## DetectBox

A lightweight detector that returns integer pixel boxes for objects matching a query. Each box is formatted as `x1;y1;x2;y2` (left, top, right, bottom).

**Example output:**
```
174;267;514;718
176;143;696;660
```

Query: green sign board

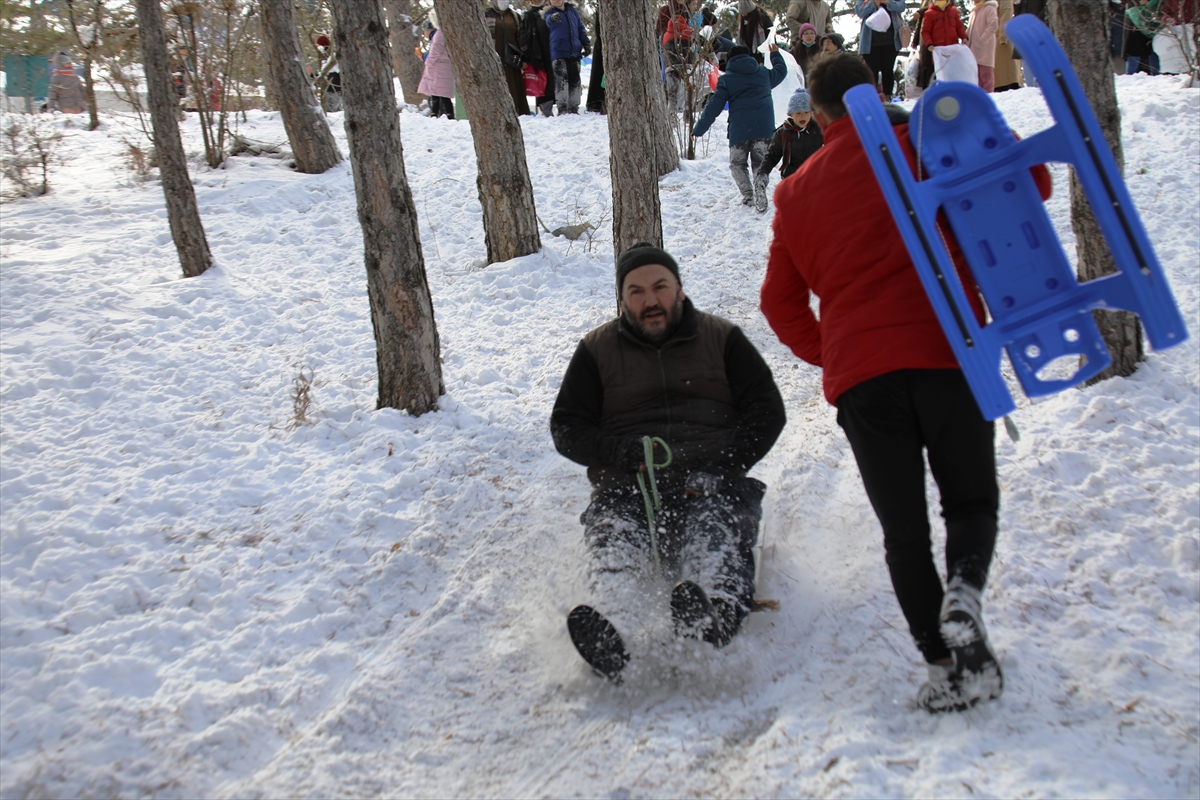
4;56;51;113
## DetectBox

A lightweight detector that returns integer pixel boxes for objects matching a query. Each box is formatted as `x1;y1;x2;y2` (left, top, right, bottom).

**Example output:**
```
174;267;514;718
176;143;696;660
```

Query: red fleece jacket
921;2;968;47
760;114;1051;406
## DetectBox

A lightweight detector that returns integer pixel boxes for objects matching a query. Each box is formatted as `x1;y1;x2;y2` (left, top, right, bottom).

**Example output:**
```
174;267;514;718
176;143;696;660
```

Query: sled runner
844;17;1188;421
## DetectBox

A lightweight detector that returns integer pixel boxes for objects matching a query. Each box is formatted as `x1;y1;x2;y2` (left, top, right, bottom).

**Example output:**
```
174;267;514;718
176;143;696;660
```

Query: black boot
567;605;630;681
671;581;739;648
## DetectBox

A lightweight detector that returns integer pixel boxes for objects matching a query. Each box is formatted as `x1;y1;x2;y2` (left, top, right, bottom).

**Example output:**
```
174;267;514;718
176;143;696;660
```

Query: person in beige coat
967;0;998;91
993;0;1022;91
786;0;835;44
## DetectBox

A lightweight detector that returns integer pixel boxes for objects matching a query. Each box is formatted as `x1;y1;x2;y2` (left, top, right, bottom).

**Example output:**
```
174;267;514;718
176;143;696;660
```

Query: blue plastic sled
844;16;1189;421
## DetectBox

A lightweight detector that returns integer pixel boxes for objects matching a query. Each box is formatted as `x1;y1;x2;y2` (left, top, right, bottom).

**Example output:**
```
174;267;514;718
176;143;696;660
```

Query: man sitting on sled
551;242;786;680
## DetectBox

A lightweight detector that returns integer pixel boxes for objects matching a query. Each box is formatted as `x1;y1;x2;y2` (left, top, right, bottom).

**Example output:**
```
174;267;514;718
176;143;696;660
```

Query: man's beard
624;292;684;344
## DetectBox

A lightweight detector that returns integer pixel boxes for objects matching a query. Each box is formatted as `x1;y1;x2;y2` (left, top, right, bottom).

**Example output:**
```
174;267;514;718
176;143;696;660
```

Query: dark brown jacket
551;299;785;490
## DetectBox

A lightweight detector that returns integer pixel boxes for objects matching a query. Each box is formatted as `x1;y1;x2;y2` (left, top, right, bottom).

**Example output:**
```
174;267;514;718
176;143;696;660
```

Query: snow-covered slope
1;75;1197;798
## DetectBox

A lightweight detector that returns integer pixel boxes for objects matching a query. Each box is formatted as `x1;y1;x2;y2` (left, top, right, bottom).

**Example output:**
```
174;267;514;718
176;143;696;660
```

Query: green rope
635;435;672;573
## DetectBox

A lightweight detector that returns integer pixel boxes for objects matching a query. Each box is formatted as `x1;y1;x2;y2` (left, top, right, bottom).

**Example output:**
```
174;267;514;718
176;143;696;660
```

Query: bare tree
260;0;342;173
433;0;542;264
599;0;668;252
1048;0;1142;380
64;0;102;131
329;0;444;415
384;0;428;106
136;0;213;278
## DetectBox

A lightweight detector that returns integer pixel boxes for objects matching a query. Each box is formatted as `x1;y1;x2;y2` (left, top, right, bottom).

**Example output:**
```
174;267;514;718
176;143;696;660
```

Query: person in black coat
551;243;785;680
521;0;555;115
586;7;605;112
757;88;824;181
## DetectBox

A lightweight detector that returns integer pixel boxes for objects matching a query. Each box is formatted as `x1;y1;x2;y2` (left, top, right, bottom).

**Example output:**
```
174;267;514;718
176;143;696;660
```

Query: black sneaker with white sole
567;605;630;681
918;578;1003;712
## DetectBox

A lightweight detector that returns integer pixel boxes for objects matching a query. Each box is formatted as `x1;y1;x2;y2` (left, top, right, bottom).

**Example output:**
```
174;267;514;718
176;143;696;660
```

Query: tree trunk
329;0;444;415
1048;0;1143;380
433;0;542;264
384;0;427;106
82;55;99;131
599;0;666;252
650;49;679;175
261;47;282;111
261;0;342;174
65;0;101;131
135;0;212;279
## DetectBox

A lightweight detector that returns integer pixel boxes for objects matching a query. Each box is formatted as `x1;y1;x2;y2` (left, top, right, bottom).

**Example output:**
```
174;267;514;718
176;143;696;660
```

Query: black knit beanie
615;242;681;294
727;45;752;60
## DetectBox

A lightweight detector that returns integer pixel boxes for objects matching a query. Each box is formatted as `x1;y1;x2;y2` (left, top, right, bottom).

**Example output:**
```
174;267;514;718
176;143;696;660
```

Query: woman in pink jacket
418;12;456;118
967;0;998;91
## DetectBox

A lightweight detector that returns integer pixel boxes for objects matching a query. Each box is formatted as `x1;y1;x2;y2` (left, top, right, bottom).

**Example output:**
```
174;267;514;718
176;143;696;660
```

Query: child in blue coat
692;44;788;212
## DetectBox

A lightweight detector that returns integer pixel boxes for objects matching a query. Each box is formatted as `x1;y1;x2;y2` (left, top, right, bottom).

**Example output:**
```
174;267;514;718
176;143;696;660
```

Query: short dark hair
806;52;875;120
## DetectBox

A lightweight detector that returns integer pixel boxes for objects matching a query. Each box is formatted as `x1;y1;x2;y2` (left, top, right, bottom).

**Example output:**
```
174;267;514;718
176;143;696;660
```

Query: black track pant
836;369;998;663
863;42;899;100
429;95;455;119
581;477;765;623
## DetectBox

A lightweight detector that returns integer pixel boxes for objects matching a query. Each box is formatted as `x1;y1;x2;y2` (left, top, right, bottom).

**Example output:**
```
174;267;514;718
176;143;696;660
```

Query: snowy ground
1;74;1197;798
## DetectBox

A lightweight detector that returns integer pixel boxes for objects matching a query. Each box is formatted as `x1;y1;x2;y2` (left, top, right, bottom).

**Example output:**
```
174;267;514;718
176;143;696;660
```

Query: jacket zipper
656;347;673;442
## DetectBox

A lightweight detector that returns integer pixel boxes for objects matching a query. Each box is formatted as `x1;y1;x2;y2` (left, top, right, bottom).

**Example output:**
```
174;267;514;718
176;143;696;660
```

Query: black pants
581;477;765;623
836;369;998;663
864;43;899;100
586;36;605;112
429;95;455;119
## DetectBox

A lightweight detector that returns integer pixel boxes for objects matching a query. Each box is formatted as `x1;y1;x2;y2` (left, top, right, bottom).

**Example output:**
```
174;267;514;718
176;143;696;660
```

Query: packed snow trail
1;75;1197;798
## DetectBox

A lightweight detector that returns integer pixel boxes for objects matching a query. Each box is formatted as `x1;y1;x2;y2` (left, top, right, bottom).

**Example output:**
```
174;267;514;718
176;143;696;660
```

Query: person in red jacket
921;0;969;47
761;53;1051;713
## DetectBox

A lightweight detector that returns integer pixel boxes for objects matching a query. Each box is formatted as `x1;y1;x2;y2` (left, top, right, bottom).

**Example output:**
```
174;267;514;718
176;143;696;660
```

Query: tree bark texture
136;0;213;279
261;0;342;173
1048;0;1143;380
81;56;99;131
650;53;679;175
329;0;444;415
384;0;427;106
599;0;667;253
433;0;542;264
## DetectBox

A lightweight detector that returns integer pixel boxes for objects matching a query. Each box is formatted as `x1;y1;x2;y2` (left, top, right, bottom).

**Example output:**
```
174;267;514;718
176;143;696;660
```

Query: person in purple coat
418;12;456;118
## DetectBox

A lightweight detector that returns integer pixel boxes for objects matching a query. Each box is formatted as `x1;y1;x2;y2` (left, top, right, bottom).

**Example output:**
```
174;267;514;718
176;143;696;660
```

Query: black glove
581;44;591;56
549;11;563;23
684;466;728;498
609;436;671;473
609;436;648;473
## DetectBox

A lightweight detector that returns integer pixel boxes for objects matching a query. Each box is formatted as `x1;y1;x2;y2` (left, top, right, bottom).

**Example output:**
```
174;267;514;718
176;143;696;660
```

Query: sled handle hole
1025;343;1041;359
1063;328;1080;343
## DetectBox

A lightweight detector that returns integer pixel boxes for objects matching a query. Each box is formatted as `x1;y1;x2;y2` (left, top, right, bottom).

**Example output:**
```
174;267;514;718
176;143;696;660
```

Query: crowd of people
405;0;1193;122
416;0;599;117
